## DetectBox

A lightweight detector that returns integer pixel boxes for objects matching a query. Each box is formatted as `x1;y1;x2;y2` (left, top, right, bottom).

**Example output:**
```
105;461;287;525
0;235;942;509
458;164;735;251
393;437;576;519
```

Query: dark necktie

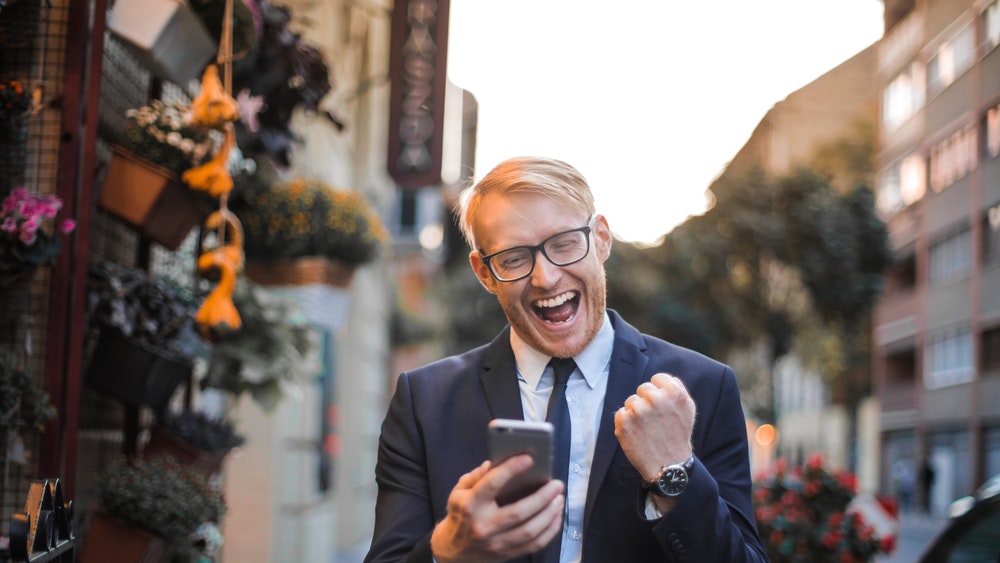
542;357;575;563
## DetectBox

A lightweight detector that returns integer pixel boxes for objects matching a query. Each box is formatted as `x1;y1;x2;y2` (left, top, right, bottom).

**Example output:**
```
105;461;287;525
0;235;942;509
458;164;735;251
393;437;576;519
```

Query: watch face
657;466;689;496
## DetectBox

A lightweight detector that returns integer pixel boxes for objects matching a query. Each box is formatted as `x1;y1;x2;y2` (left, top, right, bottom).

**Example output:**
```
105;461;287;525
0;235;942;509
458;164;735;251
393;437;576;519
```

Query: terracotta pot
244;257;356;288
78;510;172;563
143;423;228;477
84;329;191;411
98;146;211;250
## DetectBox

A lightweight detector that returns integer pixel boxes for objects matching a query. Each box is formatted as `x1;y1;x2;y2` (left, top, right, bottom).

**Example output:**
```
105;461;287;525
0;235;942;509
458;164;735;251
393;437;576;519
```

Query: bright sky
446;1;885;245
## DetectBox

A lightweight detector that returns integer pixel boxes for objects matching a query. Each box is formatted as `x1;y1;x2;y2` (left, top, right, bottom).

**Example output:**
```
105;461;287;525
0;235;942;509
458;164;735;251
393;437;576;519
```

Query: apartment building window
928;21;975;97
986;214;1000;268
877;153;926;216
925;326;974;389
983;326;1000;373
986;100;1000;160
982;0;1000;54
929;228;972;286
929;124;978;192
883;61;926;132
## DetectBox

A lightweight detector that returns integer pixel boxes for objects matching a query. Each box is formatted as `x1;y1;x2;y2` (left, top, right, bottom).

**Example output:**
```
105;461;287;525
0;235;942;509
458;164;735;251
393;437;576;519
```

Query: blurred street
876;511;948;562
330;512;949;563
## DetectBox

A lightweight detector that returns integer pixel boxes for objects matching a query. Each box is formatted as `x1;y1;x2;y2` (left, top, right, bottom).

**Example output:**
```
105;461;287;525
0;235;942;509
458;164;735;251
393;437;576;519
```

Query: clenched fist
614;373;696;484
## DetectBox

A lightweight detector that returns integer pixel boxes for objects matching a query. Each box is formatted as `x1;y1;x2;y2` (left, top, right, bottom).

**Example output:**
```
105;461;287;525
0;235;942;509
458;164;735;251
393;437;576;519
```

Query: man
365;157;767;562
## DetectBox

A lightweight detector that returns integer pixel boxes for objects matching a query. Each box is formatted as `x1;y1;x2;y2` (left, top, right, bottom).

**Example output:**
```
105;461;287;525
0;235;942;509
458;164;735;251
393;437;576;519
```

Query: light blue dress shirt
510;313;614;563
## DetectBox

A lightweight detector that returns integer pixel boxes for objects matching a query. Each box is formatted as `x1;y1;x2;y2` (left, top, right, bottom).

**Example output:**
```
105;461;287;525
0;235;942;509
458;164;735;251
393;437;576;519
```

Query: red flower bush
753;453;891;562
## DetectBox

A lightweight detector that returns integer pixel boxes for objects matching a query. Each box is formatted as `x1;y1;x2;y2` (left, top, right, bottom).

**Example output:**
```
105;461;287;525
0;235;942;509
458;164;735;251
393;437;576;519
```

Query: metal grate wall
1;0;204;539
0;0;72;539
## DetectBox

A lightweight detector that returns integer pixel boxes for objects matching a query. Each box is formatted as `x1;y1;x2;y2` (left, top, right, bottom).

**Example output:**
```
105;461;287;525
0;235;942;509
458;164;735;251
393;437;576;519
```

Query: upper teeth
536;291;574;308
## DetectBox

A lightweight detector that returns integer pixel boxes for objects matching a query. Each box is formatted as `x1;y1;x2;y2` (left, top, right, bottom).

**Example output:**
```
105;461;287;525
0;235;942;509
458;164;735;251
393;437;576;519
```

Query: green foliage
753;455;891;562
606;163;892;421
231;177;388;266
809;119;875;194
0;347;56;449
86;260;203;359
94;456;225;559
200;278;320;411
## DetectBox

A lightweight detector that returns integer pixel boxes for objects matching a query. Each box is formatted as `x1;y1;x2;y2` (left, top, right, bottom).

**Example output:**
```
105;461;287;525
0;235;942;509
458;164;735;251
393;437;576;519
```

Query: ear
593;214;613;262
469;250;499;294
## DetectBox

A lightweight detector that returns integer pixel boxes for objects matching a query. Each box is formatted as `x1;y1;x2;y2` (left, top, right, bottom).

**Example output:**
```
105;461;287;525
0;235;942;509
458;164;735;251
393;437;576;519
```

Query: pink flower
19;228;36;245
20;216;39;236
59;219;76;234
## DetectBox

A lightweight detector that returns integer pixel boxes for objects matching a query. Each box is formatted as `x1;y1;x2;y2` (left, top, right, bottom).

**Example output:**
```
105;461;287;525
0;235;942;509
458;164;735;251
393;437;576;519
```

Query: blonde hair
457;157;596;249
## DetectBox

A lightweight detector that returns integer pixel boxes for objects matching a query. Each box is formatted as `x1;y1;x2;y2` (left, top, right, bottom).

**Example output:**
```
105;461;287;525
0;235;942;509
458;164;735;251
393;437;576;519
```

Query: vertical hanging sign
387;0;451;189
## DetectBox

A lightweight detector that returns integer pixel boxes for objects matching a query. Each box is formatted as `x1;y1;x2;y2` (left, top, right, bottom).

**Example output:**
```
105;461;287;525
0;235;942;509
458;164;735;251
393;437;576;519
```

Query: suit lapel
480;326;525;421
583;311;649;532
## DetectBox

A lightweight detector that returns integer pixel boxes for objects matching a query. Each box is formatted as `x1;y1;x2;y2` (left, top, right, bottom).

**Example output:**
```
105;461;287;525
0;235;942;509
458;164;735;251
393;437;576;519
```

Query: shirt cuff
643;491;663;520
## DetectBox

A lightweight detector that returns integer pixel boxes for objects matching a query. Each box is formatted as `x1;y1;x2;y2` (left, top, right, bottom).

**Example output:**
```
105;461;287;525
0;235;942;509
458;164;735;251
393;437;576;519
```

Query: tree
607;164;892;427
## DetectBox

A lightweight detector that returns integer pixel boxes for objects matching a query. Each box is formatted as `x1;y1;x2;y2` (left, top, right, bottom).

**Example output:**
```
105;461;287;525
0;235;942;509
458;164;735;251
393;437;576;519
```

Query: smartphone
487;418;554;505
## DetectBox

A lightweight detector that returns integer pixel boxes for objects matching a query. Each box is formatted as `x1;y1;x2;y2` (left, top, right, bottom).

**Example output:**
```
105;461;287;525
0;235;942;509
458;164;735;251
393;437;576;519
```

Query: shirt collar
510;312;614;390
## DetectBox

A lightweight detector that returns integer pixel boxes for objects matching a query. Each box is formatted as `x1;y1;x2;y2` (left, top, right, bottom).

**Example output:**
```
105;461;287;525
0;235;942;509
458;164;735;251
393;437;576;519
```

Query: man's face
469;191;612;358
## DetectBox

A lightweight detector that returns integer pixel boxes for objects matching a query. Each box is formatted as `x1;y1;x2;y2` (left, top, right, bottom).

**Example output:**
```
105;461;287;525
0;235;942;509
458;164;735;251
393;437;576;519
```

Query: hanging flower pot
98;146;212;250
84;329;191;411
106;0;216;86
232;176;387;292
142;409;244;478
78;510;173;563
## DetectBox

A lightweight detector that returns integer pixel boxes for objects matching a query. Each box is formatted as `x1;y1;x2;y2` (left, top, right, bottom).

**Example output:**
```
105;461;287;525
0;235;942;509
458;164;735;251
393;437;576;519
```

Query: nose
529;248;561;287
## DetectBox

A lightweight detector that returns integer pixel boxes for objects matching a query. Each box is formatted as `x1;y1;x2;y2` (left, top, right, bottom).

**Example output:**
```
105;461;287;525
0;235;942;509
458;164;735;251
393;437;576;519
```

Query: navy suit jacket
365;311;767;563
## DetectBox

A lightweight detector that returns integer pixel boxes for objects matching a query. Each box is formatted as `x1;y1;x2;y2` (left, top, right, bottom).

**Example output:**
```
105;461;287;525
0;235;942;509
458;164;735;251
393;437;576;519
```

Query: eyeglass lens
489;228;590;281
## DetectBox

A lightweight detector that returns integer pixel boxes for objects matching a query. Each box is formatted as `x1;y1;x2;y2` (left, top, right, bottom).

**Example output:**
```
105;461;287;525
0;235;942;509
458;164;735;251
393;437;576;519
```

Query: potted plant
0;187;76;343
79;455;226;563
84;260;205;411
753;454;895;562
143;408;245;477
230;177;387;289
1;187;76;288
201;276;320;412
99;99;219;249
0;346;56;464
193;0;341;168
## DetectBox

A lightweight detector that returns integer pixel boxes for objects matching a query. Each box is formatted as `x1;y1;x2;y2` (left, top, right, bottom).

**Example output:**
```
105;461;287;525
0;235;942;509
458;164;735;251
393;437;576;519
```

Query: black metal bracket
7;478;75;562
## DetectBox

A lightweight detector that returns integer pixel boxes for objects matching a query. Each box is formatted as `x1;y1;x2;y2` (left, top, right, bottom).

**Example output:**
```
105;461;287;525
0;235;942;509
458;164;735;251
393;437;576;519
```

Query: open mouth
532;291;580;324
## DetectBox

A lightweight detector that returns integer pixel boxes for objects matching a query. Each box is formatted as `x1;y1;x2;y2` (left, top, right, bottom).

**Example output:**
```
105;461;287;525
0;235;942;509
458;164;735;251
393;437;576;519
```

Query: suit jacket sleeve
363;371;437;563
652;364;767;562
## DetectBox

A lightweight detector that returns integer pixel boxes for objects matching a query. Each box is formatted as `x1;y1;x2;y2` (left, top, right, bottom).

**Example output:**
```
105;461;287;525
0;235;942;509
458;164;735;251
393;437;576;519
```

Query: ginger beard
499;267;607;359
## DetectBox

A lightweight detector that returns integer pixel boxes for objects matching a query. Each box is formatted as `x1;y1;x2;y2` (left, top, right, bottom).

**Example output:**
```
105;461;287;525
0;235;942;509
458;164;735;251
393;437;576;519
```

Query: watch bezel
649;455;695;497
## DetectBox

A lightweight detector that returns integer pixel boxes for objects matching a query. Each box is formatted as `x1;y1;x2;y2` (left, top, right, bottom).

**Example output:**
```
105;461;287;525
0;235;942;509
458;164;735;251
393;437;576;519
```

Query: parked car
917;473;1000;562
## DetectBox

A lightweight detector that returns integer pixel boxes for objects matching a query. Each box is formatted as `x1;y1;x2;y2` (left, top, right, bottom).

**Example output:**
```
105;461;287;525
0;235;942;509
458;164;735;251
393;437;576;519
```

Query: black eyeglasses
481;220;593;282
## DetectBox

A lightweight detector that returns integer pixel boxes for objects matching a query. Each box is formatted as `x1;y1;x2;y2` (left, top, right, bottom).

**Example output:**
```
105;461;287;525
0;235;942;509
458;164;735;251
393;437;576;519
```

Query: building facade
873;0;1000;515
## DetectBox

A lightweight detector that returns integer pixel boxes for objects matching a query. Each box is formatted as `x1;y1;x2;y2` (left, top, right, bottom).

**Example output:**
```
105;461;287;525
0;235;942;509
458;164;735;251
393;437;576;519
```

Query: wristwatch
643;455;695;497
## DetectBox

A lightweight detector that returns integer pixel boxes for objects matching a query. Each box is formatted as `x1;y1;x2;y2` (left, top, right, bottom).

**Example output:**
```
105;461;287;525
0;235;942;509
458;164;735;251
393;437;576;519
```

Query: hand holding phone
487;419;554;505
